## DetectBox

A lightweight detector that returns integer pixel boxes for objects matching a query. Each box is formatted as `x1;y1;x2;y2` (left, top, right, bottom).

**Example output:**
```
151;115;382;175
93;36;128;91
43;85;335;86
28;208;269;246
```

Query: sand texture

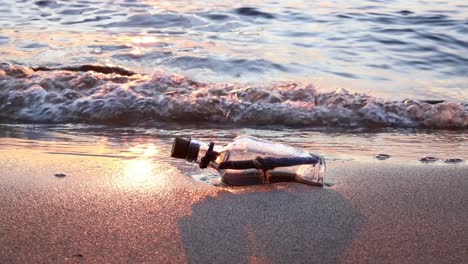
0;148;467;263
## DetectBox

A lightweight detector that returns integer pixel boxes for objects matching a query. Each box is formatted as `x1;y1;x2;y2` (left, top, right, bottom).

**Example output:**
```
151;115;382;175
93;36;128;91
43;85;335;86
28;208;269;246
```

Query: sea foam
0;63;466;128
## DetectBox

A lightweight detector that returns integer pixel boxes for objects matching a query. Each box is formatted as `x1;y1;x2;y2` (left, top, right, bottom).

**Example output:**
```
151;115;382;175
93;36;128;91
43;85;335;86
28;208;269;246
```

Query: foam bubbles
0;63;467;128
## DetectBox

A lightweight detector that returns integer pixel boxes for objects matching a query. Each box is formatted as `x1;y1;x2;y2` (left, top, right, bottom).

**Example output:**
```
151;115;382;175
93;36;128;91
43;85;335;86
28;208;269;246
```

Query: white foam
0;63;467;128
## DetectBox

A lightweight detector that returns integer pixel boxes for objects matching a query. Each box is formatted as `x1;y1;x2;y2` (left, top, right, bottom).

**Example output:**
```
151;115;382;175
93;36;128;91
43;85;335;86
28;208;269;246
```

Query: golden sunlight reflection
128;144;160;157
118;35;167;47
130;36;160;45
130;48;143;57
123;158;155;186
141;0;238;12
114;143;173;191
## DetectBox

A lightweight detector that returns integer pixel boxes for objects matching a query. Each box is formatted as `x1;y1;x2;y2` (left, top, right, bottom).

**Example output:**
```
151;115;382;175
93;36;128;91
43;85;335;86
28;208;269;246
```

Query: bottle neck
189;139;223;167
185;139;203;163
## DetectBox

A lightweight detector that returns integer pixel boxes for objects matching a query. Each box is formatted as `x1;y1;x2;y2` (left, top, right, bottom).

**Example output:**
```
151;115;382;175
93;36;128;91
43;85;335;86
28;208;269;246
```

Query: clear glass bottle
171;135;325;187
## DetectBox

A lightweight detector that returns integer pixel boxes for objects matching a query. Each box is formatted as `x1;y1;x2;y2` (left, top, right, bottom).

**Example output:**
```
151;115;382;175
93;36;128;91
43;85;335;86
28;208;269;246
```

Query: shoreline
1;147;467;263
1;124;466;167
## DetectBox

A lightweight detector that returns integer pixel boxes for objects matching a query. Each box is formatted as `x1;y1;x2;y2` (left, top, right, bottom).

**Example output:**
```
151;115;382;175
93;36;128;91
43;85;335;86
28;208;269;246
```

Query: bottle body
171;135;325;187
218;136;325;186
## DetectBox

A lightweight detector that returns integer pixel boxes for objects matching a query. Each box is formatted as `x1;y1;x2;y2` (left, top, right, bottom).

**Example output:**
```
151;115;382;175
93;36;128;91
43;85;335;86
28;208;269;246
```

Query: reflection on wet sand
116;143;172;191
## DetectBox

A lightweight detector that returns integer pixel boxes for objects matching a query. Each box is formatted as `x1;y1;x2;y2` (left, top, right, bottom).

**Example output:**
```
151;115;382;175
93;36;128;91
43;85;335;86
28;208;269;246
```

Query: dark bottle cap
171;137;190;159
171;137;199;161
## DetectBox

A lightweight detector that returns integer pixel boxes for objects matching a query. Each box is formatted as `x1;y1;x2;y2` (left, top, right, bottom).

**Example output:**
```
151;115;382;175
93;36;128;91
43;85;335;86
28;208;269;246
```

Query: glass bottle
170;135;325;187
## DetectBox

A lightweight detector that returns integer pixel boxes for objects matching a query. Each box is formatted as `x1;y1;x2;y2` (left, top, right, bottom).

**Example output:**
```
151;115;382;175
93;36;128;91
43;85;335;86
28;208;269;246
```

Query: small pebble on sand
444;158;463;164
420;156;438;163
54;173;66;177
375;154;391;160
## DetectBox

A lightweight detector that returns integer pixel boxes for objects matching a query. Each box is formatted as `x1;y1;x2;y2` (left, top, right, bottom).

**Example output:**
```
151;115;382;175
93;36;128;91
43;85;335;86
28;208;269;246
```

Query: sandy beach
1;0;468;263
0;146;466;263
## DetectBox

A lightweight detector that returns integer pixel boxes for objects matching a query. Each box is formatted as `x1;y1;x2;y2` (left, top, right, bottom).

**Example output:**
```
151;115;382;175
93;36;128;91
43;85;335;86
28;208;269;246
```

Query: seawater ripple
0;0;467;99
0;63;466;129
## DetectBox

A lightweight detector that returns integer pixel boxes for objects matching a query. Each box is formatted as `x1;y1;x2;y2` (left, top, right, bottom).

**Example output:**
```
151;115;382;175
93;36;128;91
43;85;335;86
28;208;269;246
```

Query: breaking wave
0;63;466;129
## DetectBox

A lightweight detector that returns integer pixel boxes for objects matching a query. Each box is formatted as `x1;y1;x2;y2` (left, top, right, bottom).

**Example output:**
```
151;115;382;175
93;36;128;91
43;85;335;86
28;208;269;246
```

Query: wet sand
0;148;467;263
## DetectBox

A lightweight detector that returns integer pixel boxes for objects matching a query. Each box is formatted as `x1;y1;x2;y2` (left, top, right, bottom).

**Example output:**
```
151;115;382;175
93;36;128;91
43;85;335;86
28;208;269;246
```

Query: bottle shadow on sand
178;185;364;263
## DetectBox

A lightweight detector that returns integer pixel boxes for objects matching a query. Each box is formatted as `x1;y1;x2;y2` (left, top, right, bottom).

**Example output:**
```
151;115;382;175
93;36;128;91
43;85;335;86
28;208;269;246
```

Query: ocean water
0;0;467;180
1;0;468;99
